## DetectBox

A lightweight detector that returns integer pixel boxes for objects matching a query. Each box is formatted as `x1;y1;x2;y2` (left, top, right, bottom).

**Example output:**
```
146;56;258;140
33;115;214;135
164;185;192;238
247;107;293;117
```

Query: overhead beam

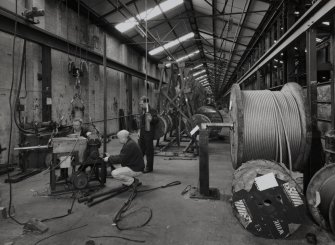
0;6;159;83
99;0;140;19
223;0;335;96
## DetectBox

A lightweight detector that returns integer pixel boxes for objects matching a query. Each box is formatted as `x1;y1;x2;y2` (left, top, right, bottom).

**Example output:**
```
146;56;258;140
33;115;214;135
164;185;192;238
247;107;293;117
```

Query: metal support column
304;27;323;192
42;46;52;121
190;129;220;200
103;33;107;153
331;18;335;128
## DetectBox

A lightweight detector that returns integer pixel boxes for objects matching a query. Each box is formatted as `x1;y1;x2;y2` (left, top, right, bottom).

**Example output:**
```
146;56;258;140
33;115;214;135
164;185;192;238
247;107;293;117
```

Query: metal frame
224;0;335;97
0;7;159;83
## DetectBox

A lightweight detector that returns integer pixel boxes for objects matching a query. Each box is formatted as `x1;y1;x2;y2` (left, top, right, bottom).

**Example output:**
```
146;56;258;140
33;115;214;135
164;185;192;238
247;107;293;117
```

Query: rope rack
229;82;312;172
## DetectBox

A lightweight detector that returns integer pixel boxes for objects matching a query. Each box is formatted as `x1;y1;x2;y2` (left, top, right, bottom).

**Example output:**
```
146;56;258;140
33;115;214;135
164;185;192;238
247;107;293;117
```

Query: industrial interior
1;0;335;244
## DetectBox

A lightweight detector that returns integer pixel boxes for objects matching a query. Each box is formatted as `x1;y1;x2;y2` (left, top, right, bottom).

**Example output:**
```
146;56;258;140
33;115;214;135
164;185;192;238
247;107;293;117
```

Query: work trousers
139;133;154;170
112;165;142;186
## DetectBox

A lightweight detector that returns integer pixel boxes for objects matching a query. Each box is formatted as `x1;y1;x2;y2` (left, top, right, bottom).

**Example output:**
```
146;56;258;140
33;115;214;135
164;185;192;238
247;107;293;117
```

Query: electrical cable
7;0;25;226
40;192;78;222
33;224;88;245
112;181;180;231
88;235;145;243
137;180;181;193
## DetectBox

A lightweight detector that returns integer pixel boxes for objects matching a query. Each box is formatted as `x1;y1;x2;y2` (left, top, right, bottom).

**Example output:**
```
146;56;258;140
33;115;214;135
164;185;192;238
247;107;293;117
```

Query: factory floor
0;135;334;245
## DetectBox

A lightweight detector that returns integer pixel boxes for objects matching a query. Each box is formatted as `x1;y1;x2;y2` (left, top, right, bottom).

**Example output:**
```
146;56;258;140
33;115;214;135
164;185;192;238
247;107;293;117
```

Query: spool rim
306;164;335;230
281;82;311;171
230;84;244;169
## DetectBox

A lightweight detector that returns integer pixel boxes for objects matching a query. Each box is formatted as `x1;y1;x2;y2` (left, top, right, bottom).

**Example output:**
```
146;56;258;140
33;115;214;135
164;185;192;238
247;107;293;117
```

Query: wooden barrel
232;160;306;239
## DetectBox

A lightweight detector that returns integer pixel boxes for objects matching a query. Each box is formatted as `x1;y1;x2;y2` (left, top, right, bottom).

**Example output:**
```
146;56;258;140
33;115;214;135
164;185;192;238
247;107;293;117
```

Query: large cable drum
154;114;173;139
306;164;335;234
229;82;311;171
232;160;306;239
195;106;223;137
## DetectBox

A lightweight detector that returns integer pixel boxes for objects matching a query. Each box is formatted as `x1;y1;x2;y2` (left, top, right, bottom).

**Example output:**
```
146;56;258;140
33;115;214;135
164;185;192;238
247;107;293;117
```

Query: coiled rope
230;83;310;171
319;175;335;224
243;90;302;171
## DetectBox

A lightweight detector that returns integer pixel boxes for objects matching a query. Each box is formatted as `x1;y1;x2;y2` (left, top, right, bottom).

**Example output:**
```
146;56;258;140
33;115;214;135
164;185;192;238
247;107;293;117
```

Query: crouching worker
103;130;144;187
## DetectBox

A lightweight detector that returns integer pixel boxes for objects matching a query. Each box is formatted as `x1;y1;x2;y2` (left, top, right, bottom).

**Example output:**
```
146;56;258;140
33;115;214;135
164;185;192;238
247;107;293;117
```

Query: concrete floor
0;136;334;245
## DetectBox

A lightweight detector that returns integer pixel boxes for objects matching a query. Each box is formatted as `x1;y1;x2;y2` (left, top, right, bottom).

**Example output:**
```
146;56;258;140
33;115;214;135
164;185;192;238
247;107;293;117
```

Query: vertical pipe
199;129;209;196
103;33;107;153
213;0;218;90
42;45;52;122
305;27;320;192
331;19;335;128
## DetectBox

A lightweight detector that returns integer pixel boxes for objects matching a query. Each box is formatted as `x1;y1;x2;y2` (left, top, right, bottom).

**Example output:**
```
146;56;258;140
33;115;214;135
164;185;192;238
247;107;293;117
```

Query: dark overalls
138;107;158;171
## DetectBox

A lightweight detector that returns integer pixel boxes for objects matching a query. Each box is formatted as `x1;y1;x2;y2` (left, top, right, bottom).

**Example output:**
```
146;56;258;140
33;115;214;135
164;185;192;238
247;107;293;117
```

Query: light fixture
165;50;200;67
195;74;207;81
316;38;322;43
149;32;194;55
322;21;330;26
115;0;184;33
198;79;208;83
193;69;206;77
294;46;298;50
274;59;278;62
294;10;300;15
191;64;203;70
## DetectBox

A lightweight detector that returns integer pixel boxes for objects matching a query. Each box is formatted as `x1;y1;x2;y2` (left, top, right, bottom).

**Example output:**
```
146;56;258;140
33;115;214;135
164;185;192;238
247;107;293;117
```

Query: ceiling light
294;10;300;15
115;0;183;33
193;69;206;77
149;32;194;55
195;74;207;81
198;79;208;83
176;50;199;62
322;21;330;26
166;50;200;67
316;38;322;43
191;64;203;70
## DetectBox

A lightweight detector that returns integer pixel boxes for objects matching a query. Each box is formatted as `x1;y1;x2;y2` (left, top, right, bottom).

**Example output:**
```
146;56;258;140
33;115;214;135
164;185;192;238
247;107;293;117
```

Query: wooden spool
229;82;311;170
232;160;306;239
306;164;335;234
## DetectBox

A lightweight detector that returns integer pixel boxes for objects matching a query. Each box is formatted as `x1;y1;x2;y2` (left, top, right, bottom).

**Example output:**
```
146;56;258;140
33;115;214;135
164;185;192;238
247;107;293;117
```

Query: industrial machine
50;133;106;194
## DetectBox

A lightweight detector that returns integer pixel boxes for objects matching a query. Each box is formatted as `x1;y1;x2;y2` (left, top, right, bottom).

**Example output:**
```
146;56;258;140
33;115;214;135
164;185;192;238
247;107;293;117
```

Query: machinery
50;133;106;194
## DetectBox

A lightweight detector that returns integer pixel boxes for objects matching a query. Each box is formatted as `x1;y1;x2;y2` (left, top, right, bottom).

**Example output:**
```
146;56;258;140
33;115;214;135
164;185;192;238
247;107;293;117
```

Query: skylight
115;0;184;33
149;32;194;55
166;50;200;67
193;69;206;77
191;64;203;70
195;74;207;81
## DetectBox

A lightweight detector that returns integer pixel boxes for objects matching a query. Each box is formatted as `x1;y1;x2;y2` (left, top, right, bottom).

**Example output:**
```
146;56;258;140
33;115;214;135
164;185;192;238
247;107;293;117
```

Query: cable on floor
33;224;88;245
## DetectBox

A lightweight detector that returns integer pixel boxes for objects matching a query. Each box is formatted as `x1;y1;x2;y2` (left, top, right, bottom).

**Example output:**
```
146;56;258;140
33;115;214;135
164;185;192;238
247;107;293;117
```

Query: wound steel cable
241;89;303;171
319;175;335;223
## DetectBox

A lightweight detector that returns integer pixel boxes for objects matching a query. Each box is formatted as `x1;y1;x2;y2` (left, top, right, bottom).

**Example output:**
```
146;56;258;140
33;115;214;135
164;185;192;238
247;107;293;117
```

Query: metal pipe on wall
103;33;107;153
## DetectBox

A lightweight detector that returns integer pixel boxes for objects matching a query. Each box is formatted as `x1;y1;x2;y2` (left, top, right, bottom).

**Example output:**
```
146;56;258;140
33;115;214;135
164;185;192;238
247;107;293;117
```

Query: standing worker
138;96;158;173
